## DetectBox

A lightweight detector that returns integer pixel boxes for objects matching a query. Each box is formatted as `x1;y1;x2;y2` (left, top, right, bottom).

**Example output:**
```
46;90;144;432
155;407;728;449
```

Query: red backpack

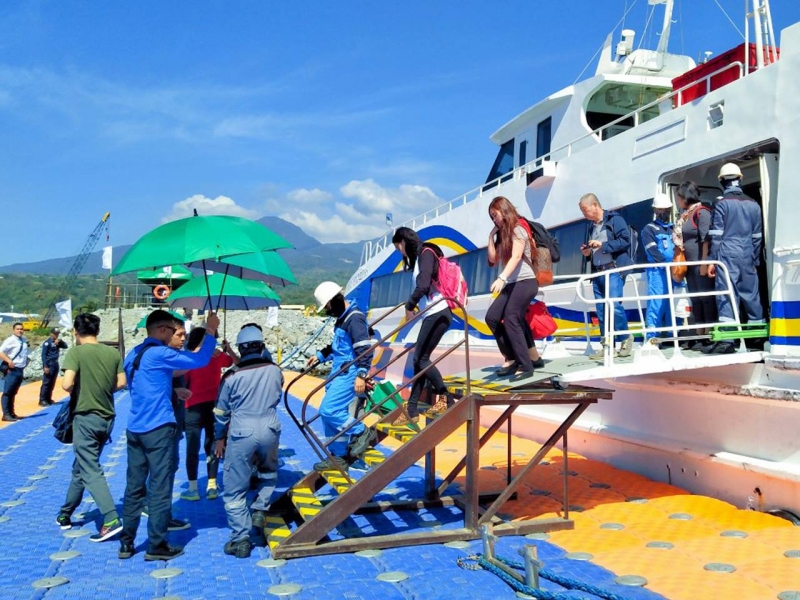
422;247;469;310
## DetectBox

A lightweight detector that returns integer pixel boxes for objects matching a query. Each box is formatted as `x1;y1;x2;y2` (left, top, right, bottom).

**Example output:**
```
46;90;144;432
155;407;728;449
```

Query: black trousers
121;423;176;552
184;402;218;482
485;279;539;371
407;309;452;417
39;364;59;403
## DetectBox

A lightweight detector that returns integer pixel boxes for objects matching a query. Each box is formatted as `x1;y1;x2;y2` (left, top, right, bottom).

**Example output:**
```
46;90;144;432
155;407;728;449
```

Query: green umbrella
136;310;186;329
113;214;292;276
189;251;297;286
167;273;281;311
136;265;194;286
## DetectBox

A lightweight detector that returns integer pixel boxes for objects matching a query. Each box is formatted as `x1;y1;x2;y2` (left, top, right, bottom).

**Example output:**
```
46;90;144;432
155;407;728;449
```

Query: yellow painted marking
361;448;386;467
321;470;353;494
289;485;323;520
376;423;418;443
263;514;292;550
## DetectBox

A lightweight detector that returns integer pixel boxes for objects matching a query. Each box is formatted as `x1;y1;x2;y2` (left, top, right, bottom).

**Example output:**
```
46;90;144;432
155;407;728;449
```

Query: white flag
266;306;279;328
101;246;113;270
55;299;73;330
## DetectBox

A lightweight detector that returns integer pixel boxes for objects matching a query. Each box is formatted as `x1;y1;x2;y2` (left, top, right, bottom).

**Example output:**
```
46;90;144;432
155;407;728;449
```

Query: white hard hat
314;281;342;311
236;325;263;345
652;193;673;209
718;162;742;180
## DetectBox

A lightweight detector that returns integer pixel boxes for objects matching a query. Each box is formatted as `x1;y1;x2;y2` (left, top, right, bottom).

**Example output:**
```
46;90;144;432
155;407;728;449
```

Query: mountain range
0;216;364;278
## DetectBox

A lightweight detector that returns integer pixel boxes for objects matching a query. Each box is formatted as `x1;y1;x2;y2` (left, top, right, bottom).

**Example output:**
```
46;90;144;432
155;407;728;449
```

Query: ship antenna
655;0;675;54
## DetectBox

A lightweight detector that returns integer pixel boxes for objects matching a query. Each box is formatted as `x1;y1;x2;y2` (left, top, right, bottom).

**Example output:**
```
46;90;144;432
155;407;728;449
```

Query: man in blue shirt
39;328;68;407
118;309;219;562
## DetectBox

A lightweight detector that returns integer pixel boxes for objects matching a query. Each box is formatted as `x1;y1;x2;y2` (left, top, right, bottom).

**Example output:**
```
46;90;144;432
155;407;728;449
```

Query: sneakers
589;342;608;360
55;514;72;530
168;518;191;531
392;411;419;429
90;519;122;543
144;544;184;561
118;541;134;560
2;414;19;422
617;336;634;358
347;427;377;459
313;455;348;473
206;487;219;500
251;509;268;529
223;538;252;559
180;490;200;501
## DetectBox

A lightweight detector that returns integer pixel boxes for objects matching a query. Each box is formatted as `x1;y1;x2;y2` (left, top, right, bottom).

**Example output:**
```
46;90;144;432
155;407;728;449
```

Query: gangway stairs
265;300;612;559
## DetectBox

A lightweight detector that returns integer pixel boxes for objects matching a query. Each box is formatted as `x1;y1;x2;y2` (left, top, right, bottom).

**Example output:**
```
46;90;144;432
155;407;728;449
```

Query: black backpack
522;218;561;263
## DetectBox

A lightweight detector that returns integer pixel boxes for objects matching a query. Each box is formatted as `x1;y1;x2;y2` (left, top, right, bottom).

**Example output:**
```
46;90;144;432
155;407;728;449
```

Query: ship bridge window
485;139;515;186
586;84;670;140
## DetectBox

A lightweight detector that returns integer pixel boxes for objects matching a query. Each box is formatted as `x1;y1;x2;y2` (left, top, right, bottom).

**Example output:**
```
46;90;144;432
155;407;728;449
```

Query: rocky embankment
24;307;336;382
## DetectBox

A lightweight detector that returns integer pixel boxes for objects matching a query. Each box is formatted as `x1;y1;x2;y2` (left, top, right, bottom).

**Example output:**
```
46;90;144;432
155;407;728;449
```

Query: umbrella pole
201;259;213;311
218;265;229;310
224;296;227;340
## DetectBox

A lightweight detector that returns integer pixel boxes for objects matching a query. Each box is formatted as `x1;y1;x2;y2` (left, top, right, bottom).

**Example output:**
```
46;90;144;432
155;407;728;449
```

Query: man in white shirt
0;323;30;421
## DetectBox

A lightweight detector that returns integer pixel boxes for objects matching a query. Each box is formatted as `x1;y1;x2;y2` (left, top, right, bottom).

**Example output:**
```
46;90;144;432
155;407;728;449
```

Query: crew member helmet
718;162;743;180
236;325;263;345
314;281;343;311
652;193;673;209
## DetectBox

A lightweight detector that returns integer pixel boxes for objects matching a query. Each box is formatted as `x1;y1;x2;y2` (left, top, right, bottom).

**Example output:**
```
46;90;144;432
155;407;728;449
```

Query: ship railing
103;283;165;309
283;295;471;486
360;60;754;267
574;259;744;368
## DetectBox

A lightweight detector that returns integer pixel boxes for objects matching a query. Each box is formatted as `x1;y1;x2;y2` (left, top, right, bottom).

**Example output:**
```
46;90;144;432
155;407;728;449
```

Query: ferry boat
346;0;800;517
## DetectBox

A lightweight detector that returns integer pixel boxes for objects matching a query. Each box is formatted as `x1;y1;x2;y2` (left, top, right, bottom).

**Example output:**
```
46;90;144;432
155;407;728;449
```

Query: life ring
153;285;171;300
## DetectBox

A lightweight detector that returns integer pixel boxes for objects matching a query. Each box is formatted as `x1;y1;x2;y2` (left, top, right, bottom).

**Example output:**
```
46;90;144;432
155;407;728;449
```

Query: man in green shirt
56;313;126;543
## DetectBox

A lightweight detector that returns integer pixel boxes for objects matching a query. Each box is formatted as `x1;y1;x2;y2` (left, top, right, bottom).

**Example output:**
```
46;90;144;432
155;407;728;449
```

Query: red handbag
526;302;558;339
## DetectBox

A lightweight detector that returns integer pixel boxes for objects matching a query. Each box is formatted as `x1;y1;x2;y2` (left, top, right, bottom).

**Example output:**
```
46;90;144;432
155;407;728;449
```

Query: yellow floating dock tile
743;556;800;592
673;534;786;567
695;508;796;532
623;519;721;544
748;526;800;549
647;495;738;518
646;569;776;600
581;501;673;528
499;495;565;521
546;528;644;556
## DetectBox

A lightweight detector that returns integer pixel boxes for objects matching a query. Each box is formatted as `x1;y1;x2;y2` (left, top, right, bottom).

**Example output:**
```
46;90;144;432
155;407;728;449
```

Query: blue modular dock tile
0;387;670;600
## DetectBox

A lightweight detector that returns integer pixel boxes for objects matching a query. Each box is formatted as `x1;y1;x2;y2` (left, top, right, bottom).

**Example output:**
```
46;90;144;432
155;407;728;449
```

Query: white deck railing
360;59;753;267
573;260;742;369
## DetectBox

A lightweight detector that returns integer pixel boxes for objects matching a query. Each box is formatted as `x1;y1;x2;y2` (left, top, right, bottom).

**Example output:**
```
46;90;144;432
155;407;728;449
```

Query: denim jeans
121;423;176;552
592;272;629;343
60;413;118;522
1;368;24;416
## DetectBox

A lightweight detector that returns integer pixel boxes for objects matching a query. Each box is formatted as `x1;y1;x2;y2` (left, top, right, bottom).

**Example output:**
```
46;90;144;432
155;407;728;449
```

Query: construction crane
39;212;111;328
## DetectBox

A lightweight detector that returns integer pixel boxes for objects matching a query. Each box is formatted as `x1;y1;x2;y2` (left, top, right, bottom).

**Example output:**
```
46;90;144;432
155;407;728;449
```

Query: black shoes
2;415;18;422
251;509;268;529
223;538;252;559
39;401;50;407
56;514;72;530
495;362;519;377
313;455;348;472
167;518;191;531
144;544;184;561
701;342;736;355
348;427;377;459
118;542;135;560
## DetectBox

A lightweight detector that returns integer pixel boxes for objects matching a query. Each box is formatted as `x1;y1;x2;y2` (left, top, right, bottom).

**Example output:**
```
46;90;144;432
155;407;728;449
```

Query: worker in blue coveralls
213;325;283;559
39;328;68;406
704;162;764;354
306;281;376;473
641;193;675;342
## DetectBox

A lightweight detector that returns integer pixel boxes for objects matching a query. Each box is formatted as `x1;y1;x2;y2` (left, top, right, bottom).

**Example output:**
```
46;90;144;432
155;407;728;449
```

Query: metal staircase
265;299;613;559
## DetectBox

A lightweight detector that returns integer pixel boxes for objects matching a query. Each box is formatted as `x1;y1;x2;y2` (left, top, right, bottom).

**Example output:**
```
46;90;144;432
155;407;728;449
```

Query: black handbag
53;390;78;444
0;341;25;376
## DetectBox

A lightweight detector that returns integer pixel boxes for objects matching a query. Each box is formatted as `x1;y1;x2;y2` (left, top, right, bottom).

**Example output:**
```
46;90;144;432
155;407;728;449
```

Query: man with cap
213;325;282;559
705;163;764;354
641;194;676;342
305;282;375;472
39;327;68;407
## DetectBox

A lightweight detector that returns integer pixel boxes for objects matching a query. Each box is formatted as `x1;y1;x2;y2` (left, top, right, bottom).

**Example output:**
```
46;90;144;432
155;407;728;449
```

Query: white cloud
274;179;444;243
162;194;261;222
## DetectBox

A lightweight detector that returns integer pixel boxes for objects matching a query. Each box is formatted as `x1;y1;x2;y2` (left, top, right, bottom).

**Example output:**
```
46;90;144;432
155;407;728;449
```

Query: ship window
518;140;527;167
536;117;552;158
451;248;499;296
368;270;413;309
486;139;515;183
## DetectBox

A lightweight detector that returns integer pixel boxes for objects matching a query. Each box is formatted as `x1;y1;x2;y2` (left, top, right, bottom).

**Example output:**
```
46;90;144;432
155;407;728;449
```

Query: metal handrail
360;61;749;266
283;295;471;484
575;259;742;368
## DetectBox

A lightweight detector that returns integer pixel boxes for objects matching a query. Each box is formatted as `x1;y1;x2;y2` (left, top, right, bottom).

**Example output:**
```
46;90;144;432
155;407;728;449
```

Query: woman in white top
392;227;455;426
486;196;543;378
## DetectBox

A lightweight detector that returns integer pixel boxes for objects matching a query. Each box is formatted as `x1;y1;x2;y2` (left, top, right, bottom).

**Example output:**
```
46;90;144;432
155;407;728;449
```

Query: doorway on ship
661;143;779;345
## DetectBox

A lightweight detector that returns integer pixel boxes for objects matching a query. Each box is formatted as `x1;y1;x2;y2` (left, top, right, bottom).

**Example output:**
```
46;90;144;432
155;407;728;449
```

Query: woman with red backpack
392;227;456;427
486;196;545;379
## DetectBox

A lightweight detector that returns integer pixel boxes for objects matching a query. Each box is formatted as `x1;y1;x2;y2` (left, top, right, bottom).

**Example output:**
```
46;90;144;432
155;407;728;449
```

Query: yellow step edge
320;470;353;494
289;485;323;520
263;514;292;550
361;448;385;467
375;423;419;443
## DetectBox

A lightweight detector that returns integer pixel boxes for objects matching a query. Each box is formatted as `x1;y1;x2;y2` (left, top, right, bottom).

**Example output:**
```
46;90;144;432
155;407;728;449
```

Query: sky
1;0;799;264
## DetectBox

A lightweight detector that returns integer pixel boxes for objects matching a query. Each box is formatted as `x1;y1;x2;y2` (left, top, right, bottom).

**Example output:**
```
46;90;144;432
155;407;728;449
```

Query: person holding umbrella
118;309;220;562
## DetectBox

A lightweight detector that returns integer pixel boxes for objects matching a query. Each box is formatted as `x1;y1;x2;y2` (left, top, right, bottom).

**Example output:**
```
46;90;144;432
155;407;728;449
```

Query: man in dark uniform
705;163;764;354
40;328;68;406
